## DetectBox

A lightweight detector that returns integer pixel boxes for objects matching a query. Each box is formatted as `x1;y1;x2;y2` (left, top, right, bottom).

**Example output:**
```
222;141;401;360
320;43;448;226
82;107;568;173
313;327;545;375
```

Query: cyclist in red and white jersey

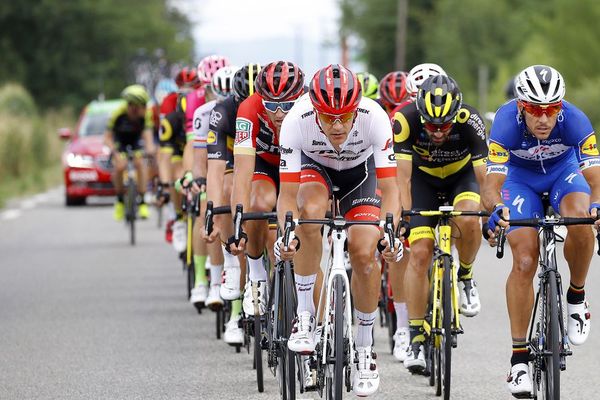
225;61;305;317
377;70;410;115
276;64;404;397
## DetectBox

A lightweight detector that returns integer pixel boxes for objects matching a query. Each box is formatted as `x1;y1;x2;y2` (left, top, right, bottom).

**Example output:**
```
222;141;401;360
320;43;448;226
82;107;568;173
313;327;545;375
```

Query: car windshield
78;113;109;137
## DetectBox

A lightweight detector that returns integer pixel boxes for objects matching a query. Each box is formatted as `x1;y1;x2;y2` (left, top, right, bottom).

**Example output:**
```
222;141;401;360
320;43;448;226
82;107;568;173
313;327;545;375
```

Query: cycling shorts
253;156;279;191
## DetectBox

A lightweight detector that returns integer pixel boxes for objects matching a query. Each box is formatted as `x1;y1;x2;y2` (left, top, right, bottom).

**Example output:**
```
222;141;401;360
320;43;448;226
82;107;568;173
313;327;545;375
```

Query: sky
172;0;364;77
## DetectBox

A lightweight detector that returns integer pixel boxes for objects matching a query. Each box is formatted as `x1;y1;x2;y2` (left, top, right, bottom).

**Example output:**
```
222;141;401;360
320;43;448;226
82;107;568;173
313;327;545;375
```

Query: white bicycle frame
315;223;354;369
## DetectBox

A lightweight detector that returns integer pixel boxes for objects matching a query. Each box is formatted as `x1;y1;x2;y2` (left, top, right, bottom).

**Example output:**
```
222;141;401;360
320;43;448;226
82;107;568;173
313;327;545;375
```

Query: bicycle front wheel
542;270;561;399
254;315;264;392
326;274;346;399
283;262;297;399
127;183;136;245
441;256;453;400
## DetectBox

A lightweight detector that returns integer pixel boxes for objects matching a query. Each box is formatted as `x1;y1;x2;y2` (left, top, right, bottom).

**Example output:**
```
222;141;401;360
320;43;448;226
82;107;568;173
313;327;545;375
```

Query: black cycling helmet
416;75;462;124
232;63;261;102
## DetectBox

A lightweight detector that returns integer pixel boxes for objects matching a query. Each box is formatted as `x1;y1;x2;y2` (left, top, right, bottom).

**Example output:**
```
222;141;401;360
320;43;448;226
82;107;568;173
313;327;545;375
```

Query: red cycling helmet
175;67;201;89
255;61;305;102
309;64;362;114
379;71;408;106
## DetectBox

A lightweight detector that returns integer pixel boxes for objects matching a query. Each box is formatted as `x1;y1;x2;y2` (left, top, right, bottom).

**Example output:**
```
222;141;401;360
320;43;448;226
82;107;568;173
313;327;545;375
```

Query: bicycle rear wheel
254;314;264;392
127;183;136;246
542;271;560;399
441;256;453;400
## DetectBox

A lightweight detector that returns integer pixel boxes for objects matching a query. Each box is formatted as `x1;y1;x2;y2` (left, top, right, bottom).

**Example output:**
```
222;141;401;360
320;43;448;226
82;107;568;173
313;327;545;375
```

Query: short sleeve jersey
160;92;178;118
393;102;488;179
108;102;154;144
192;100;217;149
233;93;280;166
207;96;238;162
279;94;397;182
487;99;599;175
184;87;206;134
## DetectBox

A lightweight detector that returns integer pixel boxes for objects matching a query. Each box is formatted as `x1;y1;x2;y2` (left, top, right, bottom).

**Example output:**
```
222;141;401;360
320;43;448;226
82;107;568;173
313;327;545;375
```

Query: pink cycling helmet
197;55;230;85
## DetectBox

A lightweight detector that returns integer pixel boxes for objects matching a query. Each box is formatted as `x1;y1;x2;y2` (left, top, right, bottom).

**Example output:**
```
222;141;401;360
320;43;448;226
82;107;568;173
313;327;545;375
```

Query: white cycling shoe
403;342;426;373
506;363;533;398
459;278;481;317
206;285;223;310
288;311;317;354
172;220;187;253
353;346;379;397
393;327;410;362
190;283;208;305
242;280;267;316
224;316;244;345
220;265;241;300
567;301;591;345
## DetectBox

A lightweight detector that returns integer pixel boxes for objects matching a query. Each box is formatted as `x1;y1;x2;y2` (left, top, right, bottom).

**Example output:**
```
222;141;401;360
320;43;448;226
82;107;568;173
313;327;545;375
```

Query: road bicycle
496;214;599;400
181;190;199;303
122;145;138;246
403;206;487;400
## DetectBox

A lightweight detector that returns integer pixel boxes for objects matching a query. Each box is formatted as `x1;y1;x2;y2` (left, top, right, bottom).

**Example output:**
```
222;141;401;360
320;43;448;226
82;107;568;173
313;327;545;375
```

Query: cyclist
226;61;305;317
356;71;379;100
405;62;447;100
482;65;600;397
203;63;261;345
394;75;488;372
277;64;403;396
377;70;410;114
104;84;155;220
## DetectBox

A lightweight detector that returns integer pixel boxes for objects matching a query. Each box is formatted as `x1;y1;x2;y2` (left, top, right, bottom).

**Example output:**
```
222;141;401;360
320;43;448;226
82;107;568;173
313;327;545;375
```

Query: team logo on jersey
159;119;173;141
210;110;222;126
580;134;599;156
207;130;217;145
488;142;509;164
235;118;252;144
381;138;393;151
392;112;410;143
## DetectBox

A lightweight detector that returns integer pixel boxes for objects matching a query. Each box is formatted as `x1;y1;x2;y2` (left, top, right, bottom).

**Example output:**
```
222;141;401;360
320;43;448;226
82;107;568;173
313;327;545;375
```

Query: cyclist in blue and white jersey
482;65;600;397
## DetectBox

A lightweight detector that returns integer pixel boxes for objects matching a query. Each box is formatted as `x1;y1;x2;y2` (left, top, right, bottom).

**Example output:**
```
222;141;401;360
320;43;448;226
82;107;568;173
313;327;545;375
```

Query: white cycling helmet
405;63;447;99
211;65;238;99
514;65;565;104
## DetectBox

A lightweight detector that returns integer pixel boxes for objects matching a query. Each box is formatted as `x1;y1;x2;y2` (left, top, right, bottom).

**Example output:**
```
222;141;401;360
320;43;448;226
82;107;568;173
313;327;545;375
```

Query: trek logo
512;195;525;214
381;138;393;151
279;146;293;154
235;118;252;144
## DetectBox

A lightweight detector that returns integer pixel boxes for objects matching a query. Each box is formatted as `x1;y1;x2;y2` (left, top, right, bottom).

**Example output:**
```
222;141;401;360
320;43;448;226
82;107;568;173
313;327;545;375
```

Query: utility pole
395;0;408;70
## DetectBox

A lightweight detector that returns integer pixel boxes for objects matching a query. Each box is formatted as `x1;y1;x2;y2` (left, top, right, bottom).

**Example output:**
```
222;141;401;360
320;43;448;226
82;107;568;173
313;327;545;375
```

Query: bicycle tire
127;182;136;246
216;306;223;339
543;270;561;399
283;262;297;399
254;315;264;392
186;260;194;301
333;274;345;399
441;256;453;400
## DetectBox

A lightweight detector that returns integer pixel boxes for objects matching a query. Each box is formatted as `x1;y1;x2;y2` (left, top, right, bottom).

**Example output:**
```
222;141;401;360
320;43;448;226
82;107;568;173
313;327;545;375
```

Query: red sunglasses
519;101;562;117
317;111;355;125
423;120;453;133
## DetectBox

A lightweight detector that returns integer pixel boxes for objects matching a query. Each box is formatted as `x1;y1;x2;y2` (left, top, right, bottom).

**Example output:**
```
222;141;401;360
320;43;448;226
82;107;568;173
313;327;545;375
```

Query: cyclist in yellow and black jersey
394;75;488;372
104;85;155;220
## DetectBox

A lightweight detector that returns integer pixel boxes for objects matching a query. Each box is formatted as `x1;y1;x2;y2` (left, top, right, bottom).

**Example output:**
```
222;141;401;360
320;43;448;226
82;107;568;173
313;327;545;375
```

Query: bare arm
396;158;412;212
582;166;600;205
230;154;255;214
277;181;300;230
103;130;115;153
378;176;400;222
481;172;506;211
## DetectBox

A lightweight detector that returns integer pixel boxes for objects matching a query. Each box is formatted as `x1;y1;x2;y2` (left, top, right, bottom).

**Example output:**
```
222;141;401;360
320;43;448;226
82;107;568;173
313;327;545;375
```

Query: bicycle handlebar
495;216;600;258
402;209;489;218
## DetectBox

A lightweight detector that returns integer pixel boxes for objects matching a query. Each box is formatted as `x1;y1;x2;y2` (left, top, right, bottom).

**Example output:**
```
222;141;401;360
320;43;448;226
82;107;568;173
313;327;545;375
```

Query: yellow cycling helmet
416;75;462;124
356;72;379;99
121;84;150;106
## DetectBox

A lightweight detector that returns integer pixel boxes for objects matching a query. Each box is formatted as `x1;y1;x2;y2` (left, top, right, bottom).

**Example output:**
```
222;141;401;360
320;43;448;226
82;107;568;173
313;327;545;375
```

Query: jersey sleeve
144;107;154;131
486;103;517;175
233;97;258;157
207;104;229;162
278;114;303;183
392;107;415;162
370;104;397;178
462;106;488;167
107;103;126;131
192;106;209;148
561;103;600;170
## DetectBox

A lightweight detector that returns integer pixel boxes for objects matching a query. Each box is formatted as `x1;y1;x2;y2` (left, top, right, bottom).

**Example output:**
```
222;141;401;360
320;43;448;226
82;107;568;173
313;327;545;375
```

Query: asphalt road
1;187;600;399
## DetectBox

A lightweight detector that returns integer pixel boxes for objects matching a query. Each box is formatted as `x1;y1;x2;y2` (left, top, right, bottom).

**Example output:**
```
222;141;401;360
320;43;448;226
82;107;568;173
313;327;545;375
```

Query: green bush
0;83;37;117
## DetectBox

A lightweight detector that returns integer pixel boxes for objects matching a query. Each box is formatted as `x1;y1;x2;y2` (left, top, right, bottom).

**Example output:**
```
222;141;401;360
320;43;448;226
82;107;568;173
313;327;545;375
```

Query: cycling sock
394;302;409;329
567;282;585;304
222;246;240;267
230;299;242;319
295;273;317;315
458;261;473;281
208;261;223;287
511;338;529;366
117;194;124;202
408;319;425;344
193;255;208;286
355;309;377;348
247;254;267;282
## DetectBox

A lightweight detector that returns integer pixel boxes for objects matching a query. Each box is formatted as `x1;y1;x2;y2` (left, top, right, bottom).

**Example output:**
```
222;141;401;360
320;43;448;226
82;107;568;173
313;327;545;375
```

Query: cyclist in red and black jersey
226;61;305;316
377;71;410;115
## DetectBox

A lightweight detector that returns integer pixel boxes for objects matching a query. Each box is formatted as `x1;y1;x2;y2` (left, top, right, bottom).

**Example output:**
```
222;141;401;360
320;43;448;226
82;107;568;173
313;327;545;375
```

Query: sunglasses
317;111;355;125
262;100;296;113
422;119;453;133
519;101;562;117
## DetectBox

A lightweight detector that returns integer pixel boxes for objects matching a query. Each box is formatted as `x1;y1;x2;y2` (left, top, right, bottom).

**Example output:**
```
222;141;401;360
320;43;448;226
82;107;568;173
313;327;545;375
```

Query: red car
60;99;124;206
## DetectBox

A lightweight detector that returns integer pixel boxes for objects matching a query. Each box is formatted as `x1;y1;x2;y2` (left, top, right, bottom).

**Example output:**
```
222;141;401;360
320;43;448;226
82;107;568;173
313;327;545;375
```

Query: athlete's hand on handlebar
274;233;301;263
484;203;510;246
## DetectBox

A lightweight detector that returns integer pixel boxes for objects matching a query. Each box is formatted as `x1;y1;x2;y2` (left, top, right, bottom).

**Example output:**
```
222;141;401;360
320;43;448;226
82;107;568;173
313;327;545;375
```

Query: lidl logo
580;134;599;156
488;142;509;164
207;130;217;145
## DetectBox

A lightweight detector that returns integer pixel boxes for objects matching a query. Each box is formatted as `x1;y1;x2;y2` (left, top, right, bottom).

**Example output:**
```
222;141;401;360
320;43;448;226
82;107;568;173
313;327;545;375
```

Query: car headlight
66;153;95;168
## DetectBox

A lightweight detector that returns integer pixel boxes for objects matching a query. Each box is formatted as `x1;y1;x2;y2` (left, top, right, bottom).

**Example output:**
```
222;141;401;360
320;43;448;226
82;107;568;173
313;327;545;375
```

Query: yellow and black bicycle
403;206;487;400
